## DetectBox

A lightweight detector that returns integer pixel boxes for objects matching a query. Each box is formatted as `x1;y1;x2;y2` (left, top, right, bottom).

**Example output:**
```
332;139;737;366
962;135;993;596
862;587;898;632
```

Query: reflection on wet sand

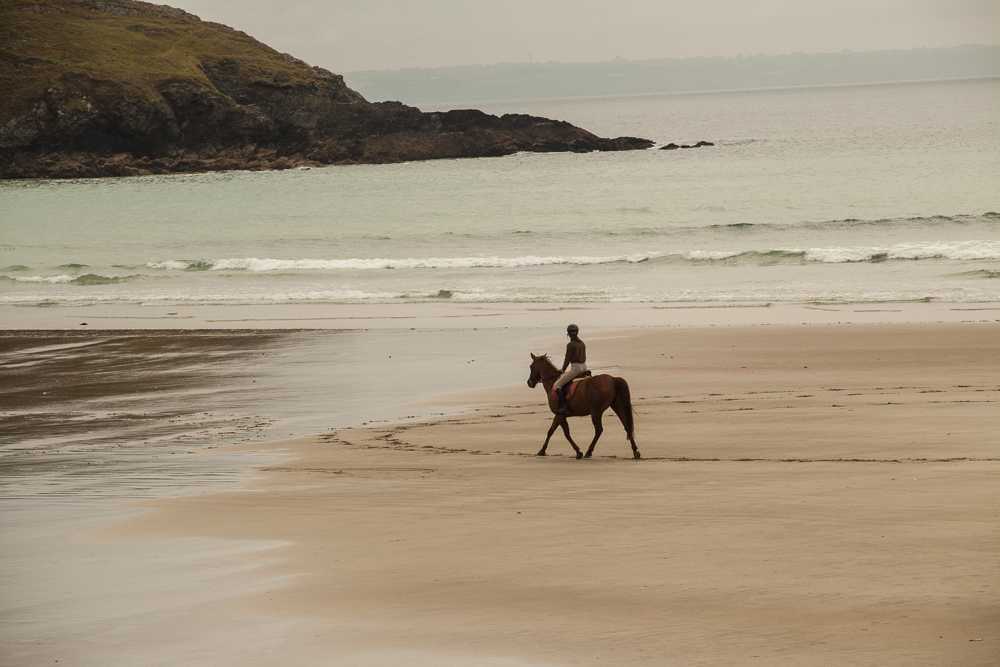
1;331;297;499
1;327;535;500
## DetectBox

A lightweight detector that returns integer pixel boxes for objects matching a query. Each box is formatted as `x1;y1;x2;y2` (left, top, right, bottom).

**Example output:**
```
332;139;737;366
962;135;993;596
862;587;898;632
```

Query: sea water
2;78;997;307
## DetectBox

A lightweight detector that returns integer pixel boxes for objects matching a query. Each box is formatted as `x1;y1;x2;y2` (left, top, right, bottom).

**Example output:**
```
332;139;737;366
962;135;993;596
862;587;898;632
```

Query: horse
526;353;640;460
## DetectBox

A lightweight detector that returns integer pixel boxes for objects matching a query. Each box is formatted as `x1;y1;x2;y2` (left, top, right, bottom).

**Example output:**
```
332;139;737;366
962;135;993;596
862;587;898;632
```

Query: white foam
140;242;999;274
887;241;1000;261
11;275;77;283
146;260;193;270
148;253;665;272
804;247;875;263
683;250;742;261
806;240;1000;263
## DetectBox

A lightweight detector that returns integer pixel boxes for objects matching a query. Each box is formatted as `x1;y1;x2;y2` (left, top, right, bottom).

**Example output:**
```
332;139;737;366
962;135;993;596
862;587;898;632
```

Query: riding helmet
567;324;580;334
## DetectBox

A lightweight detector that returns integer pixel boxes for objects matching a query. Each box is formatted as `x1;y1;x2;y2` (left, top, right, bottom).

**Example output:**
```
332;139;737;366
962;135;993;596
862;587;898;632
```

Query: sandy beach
15;318;988;666
3;18;998;664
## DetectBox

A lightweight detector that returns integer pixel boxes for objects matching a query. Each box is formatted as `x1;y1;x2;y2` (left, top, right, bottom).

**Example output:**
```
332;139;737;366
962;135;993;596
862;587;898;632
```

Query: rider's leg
553;365;582;414
554;386;569;414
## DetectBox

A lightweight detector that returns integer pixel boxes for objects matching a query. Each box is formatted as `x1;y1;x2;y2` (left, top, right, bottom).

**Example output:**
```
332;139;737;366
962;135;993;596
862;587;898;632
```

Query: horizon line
344;43;1000;75
365;75;1000;109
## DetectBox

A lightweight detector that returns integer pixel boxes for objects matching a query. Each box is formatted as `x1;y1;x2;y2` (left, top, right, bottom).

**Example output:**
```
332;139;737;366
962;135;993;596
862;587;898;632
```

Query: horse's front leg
537;415;562;456
584;412;604;458
558;417;583;459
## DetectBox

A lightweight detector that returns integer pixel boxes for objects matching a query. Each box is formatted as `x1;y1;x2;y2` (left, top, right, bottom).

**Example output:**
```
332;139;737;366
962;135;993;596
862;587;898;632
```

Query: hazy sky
169;0;1000;72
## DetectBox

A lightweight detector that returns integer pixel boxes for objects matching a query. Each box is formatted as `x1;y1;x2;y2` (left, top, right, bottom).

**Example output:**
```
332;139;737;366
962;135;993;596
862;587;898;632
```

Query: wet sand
76;322;1000;666
4;298;1000;330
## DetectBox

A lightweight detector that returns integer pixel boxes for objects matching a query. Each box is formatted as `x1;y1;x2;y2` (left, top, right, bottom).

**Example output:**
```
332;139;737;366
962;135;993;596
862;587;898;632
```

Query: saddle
551;371;592;401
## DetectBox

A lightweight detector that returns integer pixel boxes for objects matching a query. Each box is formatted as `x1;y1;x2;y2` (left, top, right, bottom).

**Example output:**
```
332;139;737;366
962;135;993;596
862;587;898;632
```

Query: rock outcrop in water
660;141;715;150
0;0;654;179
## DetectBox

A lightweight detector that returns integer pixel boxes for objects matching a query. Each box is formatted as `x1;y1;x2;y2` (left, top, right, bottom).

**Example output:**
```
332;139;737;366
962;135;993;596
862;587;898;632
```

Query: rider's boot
554;387;570;414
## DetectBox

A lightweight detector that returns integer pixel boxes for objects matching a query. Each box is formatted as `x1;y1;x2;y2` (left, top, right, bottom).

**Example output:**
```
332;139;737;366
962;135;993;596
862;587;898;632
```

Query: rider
553;324;587;414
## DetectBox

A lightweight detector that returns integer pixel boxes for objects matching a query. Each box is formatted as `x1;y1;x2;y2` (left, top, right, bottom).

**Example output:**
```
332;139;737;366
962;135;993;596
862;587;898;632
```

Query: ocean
2;78;997;307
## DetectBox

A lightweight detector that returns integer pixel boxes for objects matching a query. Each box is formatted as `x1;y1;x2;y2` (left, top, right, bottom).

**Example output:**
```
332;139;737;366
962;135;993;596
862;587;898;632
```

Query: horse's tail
612;377;636;440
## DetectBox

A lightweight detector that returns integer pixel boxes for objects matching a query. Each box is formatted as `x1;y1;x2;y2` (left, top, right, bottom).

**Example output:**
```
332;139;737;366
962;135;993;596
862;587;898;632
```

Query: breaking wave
147;253;665;271
682;241;1000;263
802;241;1000;263
145;259;217;271
1;273;145;285
144;240;1000;273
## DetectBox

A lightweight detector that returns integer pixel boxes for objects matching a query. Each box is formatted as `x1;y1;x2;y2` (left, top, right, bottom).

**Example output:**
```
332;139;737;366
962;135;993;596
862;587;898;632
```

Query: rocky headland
0;0;654;179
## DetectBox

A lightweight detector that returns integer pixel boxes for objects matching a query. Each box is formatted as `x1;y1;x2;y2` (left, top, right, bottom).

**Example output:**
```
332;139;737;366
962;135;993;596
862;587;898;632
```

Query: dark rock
659;141;715;150
0;0;654;179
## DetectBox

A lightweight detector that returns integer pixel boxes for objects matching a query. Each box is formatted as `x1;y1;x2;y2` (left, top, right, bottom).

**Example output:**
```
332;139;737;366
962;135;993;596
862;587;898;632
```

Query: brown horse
526;353;639;460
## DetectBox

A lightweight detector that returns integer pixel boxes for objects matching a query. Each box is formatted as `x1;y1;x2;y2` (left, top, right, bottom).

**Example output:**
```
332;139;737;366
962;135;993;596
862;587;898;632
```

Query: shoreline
4;318;995;665
3;299;999;332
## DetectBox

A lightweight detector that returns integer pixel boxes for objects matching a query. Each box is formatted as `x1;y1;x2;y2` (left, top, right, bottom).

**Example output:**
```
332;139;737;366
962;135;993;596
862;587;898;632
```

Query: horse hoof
584;452;592;458
536;450;547;456
634;451;641;460
576;451;583;459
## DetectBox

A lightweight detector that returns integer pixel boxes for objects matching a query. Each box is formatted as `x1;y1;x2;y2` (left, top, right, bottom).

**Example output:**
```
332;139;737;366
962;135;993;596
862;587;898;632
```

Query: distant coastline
344;45;1000;105
406;75;1000;109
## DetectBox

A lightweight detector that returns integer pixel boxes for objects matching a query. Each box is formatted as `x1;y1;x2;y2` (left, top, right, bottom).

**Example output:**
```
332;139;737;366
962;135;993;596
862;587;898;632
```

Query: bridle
528;359;561;388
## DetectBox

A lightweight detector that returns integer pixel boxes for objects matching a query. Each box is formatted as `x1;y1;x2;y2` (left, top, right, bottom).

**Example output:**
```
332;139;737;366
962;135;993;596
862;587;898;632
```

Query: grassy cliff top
0;0;351;123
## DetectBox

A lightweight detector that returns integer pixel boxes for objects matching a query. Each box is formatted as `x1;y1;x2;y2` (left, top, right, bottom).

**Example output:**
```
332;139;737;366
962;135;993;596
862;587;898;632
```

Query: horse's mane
534;354;559;373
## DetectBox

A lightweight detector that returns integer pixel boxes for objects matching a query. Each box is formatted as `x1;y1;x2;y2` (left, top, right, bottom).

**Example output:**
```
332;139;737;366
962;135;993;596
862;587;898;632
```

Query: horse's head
527;353;540;388
527;353;551;388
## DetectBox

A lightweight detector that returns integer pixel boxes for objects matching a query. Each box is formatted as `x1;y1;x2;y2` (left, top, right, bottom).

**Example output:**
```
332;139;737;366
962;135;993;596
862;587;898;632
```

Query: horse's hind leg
584;412;604;458
558;418;583;459
610;403;640;460
537;415;562;456
627;435;640;460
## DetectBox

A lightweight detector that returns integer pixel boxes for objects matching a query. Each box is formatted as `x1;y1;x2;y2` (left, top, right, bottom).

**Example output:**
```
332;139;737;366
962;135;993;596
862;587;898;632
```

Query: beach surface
5;299;1000;330
4;75;998;666
36;319;995;666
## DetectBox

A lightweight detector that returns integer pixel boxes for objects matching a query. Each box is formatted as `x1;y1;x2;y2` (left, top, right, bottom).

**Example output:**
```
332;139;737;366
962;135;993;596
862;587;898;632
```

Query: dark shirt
563;339;586;369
